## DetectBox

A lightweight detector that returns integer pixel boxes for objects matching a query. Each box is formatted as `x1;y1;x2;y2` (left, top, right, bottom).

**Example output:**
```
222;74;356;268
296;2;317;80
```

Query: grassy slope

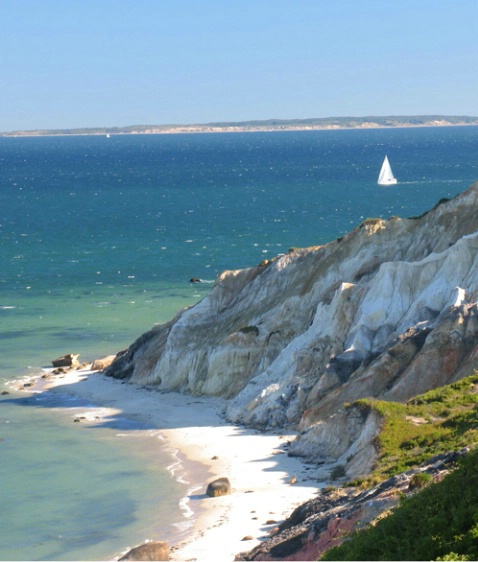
349;374;478;487
322;449;478;561
322;374;478;560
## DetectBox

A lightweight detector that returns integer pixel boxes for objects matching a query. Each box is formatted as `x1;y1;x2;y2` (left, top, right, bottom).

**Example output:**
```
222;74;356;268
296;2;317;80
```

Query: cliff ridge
106;182;478;477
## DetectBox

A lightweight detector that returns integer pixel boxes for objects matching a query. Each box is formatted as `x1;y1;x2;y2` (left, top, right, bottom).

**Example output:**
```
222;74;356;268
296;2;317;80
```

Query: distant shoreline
2;115;478;138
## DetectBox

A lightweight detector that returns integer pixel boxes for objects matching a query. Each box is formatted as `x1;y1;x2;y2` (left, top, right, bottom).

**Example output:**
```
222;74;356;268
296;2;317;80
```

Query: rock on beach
90;354;116;371
52;353;80;368
206;477;232;497
119;541;170;561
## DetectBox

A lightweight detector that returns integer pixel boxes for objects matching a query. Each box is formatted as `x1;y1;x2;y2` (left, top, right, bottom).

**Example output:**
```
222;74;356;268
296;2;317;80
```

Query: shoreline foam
32;368;321;561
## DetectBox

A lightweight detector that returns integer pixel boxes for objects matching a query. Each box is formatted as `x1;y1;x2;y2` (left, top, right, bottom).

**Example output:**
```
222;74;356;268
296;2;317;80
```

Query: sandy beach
31;368;321;561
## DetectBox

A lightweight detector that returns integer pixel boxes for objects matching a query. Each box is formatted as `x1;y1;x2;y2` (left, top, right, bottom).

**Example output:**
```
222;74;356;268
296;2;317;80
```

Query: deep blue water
0;126;477;560
3;127;477;293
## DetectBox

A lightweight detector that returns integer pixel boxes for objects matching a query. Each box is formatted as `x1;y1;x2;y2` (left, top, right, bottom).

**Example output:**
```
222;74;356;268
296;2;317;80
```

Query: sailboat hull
378;178;398;186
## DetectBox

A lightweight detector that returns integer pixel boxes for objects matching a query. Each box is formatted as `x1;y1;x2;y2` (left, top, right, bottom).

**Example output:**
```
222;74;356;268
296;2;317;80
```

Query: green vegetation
321;448;478;561
348;374;478;487
320;375;478;560
330;465;347;480
408;471;433;490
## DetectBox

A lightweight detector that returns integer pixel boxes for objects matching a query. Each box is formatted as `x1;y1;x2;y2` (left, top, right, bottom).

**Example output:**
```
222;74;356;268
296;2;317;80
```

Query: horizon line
2;114;478;137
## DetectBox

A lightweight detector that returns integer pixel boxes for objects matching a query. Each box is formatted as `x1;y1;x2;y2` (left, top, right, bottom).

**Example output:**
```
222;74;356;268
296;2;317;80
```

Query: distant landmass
2;115;478;137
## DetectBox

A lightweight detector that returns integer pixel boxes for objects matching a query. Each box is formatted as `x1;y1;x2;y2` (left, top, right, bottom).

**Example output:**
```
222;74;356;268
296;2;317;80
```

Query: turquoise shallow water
0;282;208;561
1;127;477;560
0;388;189;561
0;281;210;379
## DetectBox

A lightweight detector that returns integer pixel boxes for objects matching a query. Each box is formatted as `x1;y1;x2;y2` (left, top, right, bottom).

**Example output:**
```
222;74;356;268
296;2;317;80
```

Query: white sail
377;155;397;185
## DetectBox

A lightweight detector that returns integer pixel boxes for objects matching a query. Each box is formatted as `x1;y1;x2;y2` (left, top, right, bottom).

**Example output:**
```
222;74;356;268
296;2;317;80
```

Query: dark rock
190;277;202;283
328;349;363;382
119;541;170;561
206;477;231;497
52;354;80;368
239;325;260;336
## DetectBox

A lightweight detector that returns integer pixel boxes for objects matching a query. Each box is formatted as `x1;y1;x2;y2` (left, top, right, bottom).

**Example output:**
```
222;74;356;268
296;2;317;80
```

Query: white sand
35;369;321;562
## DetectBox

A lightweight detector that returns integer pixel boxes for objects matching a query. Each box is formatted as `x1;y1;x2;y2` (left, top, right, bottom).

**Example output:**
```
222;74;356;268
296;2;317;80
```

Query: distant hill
2;115;478;137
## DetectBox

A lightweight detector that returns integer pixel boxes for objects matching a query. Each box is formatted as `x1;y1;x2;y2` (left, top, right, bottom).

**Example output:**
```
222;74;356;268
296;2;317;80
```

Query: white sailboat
377;155;397;186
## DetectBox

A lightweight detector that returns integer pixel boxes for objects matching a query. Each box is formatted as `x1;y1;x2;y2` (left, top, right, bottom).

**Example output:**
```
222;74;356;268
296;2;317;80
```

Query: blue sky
1;0;477;131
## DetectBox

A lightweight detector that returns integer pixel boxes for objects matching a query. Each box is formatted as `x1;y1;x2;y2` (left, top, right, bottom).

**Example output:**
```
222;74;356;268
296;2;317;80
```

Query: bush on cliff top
321;448;478;561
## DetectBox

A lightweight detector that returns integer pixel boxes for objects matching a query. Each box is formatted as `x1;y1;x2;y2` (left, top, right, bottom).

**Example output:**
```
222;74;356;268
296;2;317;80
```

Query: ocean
1;126;477;560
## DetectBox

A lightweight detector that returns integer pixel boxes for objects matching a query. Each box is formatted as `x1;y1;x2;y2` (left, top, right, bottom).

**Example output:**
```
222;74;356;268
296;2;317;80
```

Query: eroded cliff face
106;182;478;472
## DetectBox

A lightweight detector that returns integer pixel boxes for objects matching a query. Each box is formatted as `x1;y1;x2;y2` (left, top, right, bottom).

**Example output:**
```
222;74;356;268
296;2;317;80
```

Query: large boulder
52;354;80;368
119;541;169;561
206;477;231;497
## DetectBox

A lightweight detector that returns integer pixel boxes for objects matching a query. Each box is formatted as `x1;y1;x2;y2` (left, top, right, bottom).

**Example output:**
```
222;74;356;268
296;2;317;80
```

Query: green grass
348;374;478;486
321;448;478;561
320;374;478;560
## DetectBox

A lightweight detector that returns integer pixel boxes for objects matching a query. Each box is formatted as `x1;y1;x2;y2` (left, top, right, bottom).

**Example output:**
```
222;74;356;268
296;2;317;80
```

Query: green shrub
408;472;432;490
330;465;346;480
321;449;478;561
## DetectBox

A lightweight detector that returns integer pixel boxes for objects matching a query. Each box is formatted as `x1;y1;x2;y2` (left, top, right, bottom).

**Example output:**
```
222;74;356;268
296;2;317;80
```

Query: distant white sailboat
377;155;397;185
